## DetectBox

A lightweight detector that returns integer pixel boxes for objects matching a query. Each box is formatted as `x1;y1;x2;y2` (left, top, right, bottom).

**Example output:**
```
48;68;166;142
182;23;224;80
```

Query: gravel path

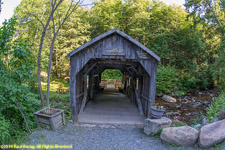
24;123;224;150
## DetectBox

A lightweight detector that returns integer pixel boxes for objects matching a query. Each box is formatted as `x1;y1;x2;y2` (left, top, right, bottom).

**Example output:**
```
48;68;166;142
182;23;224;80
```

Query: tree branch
15;102;32;134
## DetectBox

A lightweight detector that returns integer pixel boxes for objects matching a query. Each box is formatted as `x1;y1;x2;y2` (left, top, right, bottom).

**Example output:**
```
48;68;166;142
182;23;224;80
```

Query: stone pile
144;117;225;148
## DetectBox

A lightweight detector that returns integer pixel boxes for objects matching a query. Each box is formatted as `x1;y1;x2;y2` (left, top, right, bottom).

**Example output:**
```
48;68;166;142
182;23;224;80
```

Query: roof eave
67;28;160;62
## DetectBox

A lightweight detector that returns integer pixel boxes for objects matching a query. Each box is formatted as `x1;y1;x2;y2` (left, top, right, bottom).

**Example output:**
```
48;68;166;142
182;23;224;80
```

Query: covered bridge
67;28;160;123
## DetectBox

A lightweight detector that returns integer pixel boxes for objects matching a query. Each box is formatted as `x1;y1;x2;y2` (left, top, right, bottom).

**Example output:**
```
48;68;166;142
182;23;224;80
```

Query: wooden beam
89;73;94;100
93;64;104;74
76;92;84;99
122;65;133;77
148;60;157;118
70;74;77;122
79;76;88;113
132;78;144;116
83;62;98;77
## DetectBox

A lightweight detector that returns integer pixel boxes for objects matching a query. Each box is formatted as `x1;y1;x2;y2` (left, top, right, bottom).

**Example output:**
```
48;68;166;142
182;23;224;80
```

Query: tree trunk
37;0;63;108
46;34;57;106
45;0;81;105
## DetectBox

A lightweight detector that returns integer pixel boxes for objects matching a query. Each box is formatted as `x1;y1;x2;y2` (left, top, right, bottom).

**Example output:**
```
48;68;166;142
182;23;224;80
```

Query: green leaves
156;64;179;94
207;93;225;121
0;116;10;144
0;18;40;144
102;69;123;80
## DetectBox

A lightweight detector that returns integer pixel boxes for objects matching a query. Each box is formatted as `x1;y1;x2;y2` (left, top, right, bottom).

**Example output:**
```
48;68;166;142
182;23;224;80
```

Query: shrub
0;17;40;144
0;116;10;144
156;64;179;94
206;93;225;121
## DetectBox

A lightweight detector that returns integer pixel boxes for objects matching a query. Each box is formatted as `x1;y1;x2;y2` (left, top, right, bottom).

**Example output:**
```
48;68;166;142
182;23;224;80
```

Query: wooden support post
70;74;77;122
89;73;94;100
132;78;144;116
80;75;88;113
148;61;157;118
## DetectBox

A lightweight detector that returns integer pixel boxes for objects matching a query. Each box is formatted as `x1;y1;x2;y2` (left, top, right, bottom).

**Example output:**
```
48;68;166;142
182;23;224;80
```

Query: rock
165;112;180;117
157;92;163;97
191;112;199;116
162;95;177;103
203;101;210;106
193;102;202;108
202;117;210;126
193;124;201;129
214;116;219;122
160;126;199;146
175;104;181;108
199;119;225;148
218;110;225;120
144;117;172;135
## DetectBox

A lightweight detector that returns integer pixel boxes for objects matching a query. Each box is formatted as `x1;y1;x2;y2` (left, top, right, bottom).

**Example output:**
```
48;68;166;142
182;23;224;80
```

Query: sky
0;0;185;25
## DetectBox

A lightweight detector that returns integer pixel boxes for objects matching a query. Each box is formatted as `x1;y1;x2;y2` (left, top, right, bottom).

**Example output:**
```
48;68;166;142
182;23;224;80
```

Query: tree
185;0;225;89
46;0;82;106
37;0;64;108
15;0;84;107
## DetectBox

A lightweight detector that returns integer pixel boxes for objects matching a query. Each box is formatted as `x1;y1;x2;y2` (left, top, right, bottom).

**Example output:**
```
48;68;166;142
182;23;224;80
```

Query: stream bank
155;88;220;125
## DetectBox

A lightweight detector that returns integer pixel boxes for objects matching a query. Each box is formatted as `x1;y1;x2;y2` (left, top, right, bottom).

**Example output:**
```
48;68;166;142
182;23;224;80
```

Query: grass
171;120;186;127
35;80;71;121
151;128;163;138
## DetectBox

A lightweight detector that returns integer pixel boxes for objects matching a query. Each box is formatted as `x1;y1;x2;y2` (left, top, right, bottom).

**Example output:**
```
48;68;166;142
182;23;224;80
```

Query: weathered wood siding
69;30;159;122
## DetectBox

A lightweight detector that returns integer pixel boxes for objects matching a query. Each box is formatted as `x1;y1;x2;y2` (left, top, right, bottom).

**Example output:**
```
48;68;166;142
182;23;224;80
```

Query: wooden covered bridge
67;28;160;123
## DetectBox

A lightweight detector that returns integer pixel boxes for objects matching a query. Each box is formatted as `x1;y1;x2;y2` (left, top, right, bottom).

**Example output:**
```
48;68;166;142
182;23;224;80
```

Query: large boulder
160;126;199;146
199;119;225;148
144;117;172;135
162;95;177;103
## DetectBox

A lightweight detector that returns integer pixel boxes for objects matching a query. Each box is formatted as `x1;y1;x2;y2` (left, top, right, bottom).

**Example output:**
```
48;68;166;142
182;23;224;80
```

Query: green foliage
156;65;179;94
173;121;186;127
192;112;204;126
152;128;163;137
102;69;123;80
0;18;40;144
0;116;10;144
206;93;225;121
15;0;90;80
211;36;225;91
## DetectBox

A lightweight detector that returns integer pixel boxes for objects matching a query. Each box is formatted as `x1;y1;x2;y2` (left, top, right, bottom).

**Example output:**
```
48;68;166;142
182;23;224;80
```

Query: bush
0;17;40;144
156;64;179;94
0;116;10;144
206;93;225;121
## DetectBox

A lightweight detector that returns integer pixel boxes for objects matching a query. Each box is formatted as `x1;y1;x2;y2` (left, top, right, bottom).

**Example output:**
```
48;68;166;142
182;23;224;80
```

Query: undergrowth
206;93;225;121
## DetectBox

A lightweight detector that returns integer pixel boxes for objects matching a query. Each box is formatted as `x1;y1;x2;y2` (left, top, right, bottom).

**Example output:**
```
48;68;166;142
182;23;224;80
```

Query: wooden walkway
78;88;144;125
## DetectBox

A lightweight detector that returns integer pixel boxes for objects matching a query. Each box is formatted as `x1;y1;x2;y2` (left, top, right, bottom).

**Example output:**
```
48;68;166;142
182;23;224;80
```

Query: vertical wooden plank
79;75;88;113
132;78;144;116
50;118;56;131
89;73;94;100
138;77;144;116
148;60;157;118
62;111;65;125
70;57;77;122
